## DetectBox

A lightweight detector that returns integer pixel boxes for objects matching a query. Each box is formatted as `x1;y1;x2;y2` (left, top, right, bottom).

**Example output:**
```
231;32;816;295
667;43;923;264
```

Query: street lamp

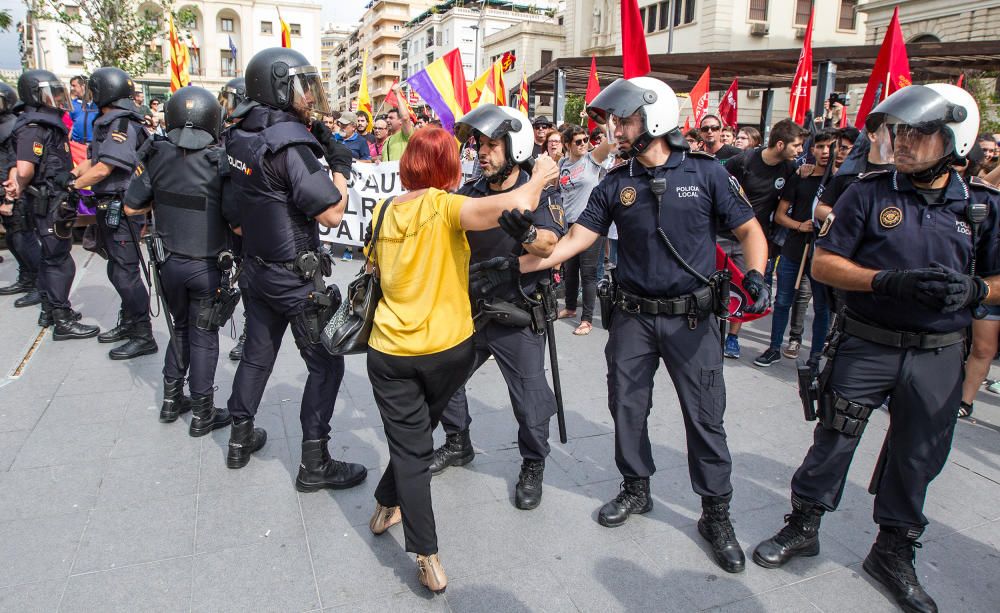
469;24;479;76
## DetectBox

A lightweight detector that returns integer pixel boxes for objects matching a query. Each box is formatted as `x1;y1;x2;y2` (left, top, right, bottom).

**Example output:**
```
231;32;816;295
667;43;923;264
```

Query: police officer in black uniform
752;84;1000;613
9;70;98;339
223;48;367;493
427;104;565;510
123;86;238;437
518;76;771;573
0;82;43;307
71;67;156;360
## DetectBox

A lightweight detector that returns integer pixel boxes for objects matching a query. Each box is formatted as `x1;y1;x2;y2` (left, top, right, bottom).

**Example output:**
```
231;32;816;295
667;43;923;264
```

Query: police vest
0;114;15;174
90;108;145;195
12;107;72;189
142;138;229;259
226;109;324;261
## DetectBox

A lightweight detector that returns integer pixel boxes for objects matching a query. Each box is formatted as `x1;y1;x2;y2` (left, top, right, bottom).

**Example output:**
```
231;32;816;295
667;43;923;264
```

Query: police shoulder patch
728;176;752;208
133;163;144;177
818;213;835;237
32;141;43;156
969;176;1000;195
858;169;891;182
548;200;566;229
111;131;128;143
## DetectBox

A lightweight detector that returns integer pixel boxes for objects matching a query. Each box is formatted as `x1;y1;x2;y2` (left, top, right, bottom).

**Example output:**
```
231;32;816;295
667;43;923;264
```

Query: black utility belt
617;289;697;316
254;256;296;272
842;315;965;350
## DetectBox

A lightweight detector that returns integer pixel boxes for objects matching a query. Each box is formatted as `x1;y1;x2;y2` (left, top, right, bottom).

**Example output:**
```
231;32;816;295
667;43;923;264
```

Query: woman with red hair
364;126;556;593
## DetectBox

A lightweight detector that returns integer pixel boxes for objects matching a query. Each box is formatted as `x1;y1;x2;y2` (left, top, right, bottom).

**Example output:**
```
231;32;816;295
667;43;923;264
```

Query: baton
537;278;567;444
125;217;183;361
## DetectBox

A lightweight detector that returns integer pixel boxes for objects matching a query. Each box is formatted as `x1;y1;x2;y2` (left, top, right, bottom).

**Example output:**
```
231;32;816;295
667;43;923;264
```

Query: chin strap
628;131;655;157
909;155;955;184
489;158;516;186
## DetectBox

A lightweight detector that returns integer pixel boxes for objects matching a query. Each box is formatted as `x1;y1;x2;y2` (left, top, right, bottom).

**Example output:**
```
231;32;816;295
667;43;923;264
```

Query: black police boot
227;417;267;469
109;320;158;360
229;320;247;361
514;459;545;510
0;277;32;295
697;494;746;573
753;494;824;569
51;308;100;341
863;526;938;613
295;438;368;492
598;478;653;527
159;377;192;423
188;392;232;437
38;296;53;327
14;288;42;308
428;429;474;475
98;310;132;343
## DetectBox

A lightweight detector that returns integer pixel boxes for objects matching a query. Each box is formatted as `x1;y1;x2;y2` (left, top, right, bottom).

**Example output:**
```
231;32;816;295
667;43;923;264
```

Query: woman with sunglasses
556;123;614;335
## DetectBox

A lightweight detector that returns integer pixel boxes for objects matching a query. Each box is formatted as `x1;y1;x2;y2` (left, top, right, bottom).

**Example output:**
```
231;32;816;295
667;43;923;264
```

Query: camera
828;92;849;107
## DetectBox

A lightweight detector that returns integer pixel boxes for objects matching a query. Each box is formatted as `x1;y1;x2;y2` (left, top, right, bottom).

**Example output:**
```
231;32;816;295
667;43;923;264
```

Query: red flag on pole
621;0;650;78
956;73;965;88
718;78;738;127
854;7;911;129
689;67;711;127
385;78;400;108
789;8;814;126
585;56;601;132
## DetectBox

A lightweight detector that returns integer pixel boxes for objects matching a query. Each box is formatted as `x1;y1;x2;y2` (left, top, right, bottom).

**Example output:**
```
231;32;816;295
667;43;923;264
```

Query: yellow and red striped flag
516;71;529;115
278;9;292;48
169;14;190;92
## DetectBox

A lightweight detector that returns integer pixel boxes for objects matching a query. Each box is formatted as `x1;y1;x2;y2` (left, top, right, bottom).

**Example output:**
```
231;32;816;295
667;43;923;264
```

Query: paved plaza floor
0;248;998;612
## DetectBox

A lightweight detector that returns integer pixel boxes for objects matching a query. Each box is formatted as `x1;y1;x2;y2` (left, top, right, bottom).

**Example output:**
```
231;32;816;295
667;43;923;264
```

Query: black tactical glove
311;120;352;178
498;209;536;243
469;255;519;297
53;170;76;192
741;269;772;314
917;271;990;314
872;268;952;308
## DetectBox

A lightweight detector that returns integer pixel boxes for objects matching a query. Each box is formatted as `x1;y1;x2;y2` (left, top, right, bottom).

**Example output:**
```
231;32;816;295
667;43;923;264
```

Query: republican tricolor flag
405;48;471;134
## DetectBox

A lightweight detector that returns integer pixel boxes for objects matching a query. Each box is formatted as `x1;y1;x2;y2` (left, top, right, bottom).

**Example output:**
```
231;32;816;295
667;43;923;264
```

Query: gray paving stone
0;580;65;613
73;495;196;573
709;585;822;613
60;556;192;613
0;462;104;521
110;406;202;459
445;565;579;613
0;391;51;434
36;389;132;427
790;565;899;613
0;511;89;588
11;421;119;470
0;428;30;472
96;445;200;508
198;434;298;494
324;589;449;612
195;483;304;553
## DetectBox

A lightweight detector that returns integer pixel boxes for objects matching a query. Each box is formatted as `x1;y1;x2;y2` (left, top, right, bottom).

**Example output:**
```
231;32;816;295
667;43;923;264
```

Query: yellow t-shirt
366;188;474;356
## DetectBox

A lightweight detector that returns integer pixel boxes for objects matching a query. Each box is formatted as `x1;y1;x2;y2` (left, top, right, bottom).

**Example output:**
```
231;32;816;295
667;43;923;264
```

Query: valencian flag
621;0;650;78
585;56;601;132
168;14;190;92
789;8;814;126
689;67;711;127
405;48;471;134
718;78;738;127
517;71;529;115
278;9;292;48
468;58;507;107
854;7;911;129
357;50;373;133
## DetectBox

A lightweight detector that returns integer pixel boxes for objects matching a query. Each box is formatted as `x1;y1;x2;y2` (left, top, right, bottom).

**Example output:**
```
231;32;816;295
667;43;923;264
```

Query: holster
295;286;342;348
708;269;731;319
194;287;242;332
28;186;49;217
477;299;533;328
597;276;616;330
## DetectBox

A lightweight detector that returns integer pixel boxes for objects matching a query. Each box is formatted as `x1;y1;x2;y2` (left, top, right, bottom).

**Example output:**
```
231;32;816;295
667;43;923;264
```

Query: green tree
0;9;12;31
563;93;586;127
33;0;174;77
966;72;1000;134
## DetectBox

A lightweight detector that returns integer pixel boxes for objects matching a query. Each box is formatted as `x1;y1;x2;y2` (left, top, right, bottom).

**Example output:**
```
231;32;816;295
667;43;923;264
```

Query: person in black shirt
753;130;836;367
720;119;807;358
700;115;742;162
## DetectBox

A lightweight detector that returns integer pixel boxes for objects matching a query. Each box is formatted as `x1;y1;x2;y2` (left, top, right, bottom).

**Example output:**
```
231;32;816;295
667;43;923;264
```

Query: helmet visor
289;68;330;116
38;81;70;111
586;78;657;125
865;84;967;134
454;105;523;144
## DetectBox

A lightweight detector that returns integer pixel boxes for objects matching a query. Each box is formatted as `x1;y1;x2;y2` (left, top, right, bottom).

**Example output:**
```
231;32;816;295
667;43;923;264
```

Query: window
646;4;658;33
146;50;163;74
290;23;301;36
748;0;768;21
640;7;646;26
67;45;84;66
426;27;434;47
658;1;670;30
221;51;237;77
685;0;696;23
436;32;442;46
838;0;857;30
65;5;80;17
794;0;813;26
394;24;400;31
189;48;201;75
220;17;234;32
673;0;696;27
261;20;272;34
426;52;434;65
392;61;399;70
540;49;553;66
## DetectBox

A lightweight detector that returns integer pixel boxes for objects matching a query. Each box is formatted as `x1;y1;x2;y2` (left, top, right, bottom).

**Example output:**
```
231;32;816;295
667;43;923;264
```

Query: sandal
958;402;974;419
557;309;577;319
573;321;593;336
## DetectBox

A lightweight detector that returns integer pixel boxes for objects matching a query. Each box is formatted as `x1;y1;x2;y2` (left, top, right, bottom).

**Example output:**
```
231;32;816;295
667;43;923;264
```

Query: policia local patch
880;207;903;228
620;186;637;207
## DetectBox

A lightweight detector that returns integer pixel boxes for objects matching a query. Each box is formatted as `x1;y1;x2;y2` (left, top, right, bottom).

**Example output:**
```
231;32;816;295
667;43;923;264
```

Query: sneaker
341;248;353;262
754;348;781;367
782;339;801;359
986;380;1000;395
724;335;741;359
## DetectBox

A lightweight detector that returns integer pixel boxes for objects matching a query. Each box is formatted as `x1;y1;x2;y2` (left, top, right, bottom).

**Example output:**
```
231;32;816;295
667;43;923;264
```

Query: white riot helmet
865;83;979;180
455;104;534;181
586;76;681;155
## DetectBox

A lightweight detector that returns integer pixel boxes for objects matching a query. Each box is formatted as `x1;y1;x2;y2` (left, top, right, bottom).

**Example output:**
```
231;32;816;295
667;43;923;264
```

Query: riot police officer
8;70;98;339
0;82;42;307
70;67;156;360
223;47;367;492
517;77;771;573
123;86;238;437
429;104;565;510
752;85;1000;613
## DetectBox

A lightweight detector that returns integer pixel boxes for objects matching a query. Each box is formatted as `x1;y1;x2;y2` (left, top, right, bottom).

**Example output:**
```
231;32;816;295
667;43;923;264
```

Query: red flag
789;8;814;126
839;107;849;128
689;67;711;127
716;246;771;323
854;7;911;129
956;73;965;88
683;116;691;133
718;78;738;127
621;0;650;78
585;56;601;132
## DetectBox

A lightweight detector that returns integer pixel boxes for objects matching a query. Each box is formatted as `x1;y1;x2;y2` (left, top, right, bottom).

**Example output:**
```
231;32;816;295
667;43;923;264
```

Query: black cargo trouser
160;255;221;396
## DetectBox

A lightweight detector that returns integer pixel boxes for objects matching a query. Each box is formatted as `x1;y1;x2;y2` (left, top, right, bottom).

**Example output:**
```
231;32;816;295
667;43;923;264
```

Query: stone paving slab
0;247;998;612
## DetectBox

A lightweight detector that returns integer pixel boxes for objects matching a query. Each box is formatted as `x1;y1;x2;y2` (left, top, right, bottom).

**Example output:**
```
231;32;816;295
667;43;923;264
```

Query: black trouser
160;256;221;396
97;211;150;322
791;334;962;529
564;232;601;322
606;310;733;497
226;259;344;441
35;216;75;309
3;200;40;284
368;338;474;555
442;320;556;461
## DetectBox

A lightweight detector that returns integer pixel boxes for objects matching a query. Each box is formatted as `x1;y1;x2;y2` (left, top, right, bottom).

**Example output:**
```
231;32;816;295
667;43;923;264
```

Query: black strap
842;315;965;349
617;289;691;316
649;163;711;285
368;196;394;278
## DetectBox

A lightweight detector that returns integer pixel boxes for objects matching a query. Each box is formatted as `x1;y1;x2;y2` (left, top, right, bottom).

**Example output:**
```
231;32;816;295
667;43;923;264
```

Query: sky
325;0;369;27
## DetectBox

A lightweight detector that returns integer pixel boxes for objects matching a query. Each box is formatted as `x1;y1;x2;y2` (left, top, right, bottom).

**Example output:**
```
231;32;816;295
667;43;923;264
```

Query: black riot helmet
17;69;69;111
166;86;222;149
0;82;18;114
244;47;330;117
87;67;136;111
218;77;246;120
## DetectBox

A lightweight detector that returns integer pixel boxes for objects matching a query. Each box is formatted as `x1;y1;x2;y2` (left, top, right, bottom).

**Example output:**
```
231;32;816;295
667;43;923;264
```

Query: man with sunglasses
531;115;553;157
699;115;742;162
753;85;1000;613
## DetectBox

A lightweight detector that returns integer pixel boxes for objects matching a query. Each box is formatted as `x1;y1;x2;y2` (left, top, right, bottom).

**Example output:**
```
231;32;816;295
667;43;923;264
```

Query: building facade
321;22;354;106
860;0;1000;44
483;20;565;112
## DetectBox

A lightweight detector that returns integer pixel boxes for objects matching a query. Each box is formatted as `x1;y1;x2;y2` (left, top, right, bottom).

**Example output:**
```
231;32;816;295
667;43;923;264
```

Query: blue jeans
769;256;829;356
596;238;618;280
